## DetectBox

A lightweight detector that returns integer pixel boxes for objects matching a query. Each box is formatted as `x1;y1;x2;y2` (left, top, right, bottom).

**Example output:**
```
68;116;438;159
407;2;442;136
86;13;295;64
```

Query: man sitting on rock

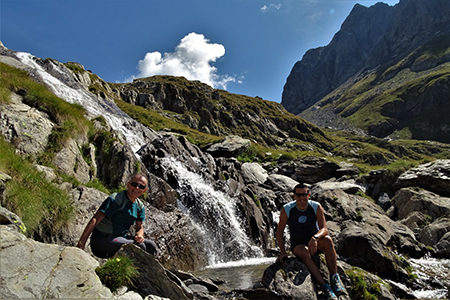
276;183;347;300
76;173;157;258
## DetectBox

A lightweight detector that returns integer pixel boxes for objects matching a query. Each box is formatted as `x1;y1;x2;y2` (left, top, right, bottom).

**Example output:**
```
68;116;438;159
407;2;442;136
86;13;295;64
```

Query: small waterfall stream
160;157;264;266
16;52;155;152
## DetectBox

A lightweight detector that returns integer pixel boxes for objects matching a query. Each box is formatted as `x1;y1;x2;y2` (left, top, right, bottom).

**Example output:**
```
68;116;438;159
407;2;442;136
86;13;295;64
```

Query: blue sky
1;0;399;103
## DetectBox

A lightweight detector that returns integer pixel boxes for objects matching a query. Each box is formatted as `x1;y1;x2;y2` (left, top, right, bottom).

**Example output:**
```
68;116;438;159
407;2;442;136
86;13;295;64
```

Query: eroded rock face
0;225;112;299
0;96;54;157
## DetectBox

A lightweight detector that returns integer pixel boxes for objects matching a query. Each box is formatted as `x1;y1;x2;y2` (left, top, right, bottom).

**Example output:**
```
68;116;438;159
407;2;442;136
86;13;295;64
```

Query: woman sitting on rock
76;173;157;258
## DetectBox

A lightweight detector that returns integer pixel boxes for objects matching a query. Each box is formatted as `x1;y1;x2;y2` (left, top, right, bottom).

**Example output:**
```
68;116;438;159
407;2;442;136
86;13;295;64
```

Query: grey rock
206;135;251;158
241;162;268;185
265;174;299;192
0;225;112;299
392;187;450;221
53;138;91;184
262;258;318;299
0;99;54;157
116;244;192;300
393;160;450;197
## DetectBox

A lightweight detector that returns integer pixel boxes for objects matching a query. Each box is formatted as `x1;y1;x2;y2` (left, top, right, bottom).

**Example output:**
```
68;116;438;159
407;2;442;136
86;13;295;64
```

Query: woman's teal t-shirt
93;190;145;238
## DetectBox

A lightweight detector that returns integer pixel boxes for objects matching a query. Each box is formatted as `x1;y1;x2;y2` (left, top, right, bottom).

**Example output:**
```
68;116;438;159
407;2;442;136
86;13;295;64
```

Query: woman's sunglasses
130;182;146;190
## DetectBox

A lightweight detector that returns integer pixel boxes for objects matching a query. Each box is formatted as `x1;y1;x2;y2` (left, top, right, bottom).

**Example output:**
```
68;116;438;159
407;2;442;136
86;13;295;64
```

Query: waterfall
14;51;267;267
161;157;263;266
15;52;156;152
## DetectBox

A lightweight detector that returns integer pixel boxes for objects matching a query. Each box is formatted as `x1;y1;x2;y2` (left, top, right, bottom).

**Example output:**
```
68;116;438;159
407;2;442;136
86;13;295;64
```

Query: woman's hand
276;252;289;262
134;235;144;243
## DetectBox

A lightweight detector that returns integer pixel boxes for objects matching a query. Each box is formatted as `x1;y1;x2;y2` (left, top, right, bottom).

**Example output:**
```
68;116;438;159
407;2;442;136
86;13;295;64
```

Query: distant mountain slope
281;0;450;143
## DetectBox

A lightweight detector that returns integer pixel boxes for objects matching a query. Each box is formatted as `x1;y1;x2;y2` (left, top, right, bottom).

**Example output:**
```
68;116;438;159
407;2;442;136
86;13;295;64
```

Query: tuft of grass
95;256;139;292
0;137;74;238
346;267;380;300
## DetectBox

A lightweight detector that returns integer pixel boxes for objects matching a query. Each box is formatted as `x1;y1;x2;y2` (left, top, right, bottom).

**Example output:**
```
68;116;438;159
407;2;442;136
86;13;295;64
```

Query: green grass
95;256;139;292
346;267;383;300
115;98;223;147
0;136;74;238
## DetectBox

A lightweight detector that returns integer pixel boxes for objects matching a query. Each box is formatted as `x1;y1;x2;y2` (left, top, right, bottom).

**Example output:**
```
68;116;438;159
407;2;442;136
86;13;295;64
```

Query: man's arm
276;208;289;262
308;204;329;255
76;211;105;249
134;221;145;243
315;204;329;238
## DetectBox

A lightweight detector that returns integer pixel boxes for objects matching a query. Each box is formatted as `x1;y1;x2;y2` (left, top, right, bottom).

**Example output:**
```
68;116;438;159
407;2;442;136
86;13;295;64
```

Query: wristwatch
313;234;319;240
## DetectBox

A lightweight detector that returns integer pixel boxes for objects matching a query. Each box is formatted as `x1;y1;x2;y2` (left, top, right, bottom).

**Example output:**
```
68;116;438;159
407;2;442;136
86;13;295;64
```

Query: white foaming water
161;157;263;266
16;52;153;152
410;257;450;299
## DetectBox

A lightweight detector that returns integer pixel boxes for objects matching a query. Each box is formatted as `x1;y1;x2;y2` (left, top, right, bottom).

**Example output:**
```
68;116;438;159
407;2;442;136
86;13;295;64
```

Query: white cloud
131;32;236;90
261;3;282;12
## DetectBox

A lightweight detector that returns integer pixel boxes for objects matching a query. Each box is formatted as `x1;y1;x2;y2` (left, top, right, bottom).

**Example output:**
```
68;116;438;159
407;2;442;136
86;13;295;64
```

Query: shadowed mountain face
282;0;450;143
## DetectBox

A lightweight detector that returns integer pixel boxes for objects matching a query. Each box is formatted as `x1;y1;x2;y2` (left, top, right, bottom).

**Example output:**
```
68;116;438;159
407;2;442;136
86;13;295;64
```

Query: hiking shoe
330;273;347;296
321;283;338;300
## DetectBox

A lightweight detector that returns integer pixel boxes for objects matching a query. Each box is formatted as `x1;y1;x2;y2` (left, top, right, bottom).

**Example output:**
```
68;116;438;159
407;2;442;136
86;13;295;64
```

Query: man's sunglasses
130;182;146;190
294;193;309;197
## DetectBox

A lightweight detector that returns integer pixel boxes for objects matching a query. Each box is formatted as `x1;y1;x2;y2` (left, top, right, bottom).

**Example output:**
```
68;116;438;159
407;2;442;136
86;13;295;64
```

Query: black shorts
290;238;310;251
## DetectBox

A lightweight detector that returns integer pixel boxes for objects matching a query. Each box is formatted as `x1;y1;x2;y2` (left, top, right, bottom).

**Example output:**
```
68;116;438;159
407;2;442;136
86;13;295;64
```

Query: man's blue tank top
284;200;319;241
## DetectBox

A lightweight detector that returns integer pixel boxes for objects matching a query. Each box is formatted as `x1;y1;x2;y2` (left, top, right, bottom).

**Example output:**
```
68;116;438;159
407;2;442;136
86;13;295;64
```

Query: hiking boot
321;283;338;300
330;273;347;296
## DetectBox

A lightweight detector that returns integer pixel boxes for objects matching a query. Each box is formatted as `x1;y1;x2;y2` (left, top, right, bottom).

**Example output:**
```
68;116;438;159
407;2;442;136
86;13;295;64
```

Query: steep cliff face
281;0;450;143
282;2;394;114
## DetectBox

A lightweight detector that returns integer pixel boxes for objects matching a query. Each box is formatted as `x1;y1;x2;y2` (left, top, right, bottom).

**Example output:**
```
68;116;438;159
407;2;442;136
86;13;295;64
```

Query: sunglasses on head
294;193;309;197
130;182;146;190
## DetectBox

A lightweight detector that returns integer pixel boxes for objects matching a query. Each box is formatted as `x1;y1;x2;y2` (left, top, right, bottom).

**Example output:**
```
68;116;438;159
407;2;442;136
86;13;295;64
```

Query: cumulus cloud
261;3;282;12
131;32;236;89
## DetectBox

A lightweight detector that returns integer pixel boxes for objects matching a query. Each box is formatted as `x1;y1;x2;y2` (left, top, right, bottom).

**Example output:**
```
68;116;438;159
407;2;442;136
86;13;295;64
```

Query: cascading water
160;157;264;266
15;52;156;152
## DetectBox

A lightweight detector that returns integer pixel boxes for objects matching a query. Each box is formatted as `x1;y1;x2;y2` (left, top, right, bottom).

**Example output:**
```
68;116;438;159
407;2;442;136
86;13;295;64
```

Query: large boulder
265;174;299;193
53;138;91;184
206;135;251;158
0;225;113;299
393;160;450;197
241;162;268;185
392;187;450;221
261;258;319;299
143;205;208;271
116;244;192;300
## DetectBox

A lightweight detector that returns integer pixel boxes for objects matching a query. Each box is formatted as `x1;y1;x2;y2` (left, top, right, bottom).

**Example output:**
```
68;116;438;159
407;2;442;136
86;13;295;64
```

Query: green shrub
95;256;139;292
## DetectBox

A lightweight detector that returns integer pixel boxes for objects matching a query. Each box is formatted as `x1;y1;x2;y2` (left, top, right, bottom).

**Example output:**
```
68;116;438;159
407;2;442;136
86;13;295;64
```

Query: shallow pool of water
193;257;274;291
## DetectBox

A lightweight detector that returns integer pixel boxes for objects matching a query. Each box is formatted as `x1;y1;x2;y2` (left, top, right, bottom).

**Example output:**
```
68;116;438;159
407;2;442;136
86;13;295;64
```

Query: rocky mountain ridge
282;0;450;143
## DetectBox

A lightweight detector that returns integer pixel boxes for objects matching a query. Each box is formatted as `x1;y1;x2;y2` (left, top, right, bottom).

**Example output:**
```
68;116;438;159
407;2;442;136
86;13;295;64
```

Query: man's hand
308;237;318;255
276;252;289;262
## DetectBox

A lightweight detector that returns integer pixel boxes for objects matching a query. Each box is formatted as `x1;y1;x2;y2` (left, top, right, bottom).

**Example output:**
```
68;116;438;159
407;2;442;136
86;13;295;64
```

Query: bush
95;256;139;292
